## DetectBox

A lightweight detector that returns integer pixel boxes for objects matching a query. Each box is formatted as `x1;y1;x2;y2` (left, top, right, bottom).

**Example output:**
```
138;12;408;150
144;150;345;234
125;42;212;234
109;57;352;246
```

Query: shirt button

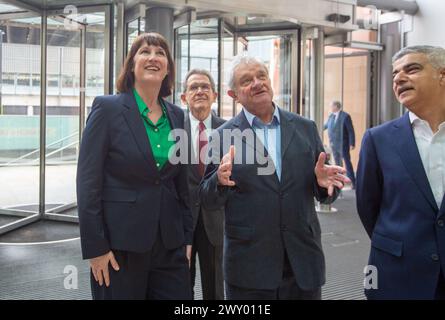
156;163;160;167
431;254;439;261
438;219;444;227
154;128;159;132
157;144;161;148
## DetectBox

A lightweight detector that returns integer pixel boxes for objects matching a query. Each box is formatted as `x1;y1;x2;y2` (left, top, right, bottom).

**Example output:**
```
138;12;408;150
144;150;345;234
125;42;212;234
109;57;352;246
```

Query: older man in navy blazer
200;55;349;300
356;45;445;299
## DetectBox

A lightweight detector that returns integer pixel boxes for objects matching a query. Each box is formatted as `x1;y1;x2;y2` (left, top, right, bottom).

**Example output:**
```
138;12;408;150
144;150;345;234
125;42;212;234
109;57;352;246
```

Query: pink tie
198;121;208;177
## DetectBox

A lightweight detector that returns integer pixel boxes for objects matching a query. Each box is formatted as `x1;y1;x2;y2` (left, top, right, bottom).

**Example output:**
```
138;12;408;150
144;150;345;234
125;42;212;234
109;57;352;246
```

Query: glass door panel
0;16;41;222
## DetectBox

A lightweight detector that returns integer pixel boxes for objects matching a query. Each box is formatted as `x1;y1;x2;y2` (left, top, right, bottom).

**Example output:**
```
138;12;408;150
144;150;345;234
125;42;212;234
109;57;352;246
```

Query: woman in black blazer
76;32;193;299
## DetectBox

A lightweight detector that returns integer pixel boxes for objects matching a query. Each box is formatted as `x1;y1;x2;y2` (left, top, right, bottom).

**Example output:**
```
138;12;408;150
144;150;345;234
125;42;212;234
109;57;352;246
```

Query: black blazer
77;92;192;260
184;110;226;246
199;108;338;290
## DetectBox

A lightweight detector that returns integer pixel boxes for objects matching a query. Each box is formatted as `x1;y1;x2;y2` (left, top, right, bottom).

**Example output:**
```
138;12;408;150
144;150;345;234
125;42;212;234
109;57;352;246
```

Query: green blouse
133;88;174;170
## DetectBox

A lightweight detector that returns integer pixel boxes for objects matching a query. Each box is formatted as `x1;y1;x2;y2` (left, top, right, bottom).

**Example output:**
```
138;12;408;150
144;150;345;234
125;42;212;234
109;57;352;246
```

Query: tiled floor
0;189;369;300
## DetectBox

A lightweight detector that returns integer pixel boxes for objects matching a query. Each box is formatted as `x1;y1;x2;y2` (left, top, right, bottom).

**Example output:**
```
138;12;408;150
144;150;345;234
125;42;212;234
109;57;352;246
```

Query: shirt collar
189;110;212;130
133;88;166;116
243;103;281;128
409;111;421;125
410;111;445;132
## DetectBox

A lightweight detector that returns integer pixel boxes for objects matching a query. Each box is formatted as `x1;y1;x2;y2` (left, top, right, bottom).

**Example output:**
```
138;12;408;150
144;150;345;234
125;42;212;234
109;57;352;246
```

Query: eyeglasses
187;84;212;93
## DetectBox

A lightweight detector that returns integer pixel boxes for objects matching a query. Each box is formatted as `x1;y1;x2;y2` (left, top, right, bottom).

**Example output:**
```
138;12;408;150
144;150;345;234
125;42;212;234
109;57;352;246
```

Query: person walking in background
181;69;226;299
324;100;356;188
77;32;192;300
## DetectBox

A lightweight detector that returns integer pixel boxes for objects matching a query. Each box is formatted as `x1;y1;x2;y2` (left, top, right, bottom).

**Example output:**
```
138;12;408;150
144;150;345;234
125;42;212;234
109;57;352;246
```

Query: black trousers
90;229;192;300
342;145;356;187
225;252;321;300
190;212;224;300
435;270;445;300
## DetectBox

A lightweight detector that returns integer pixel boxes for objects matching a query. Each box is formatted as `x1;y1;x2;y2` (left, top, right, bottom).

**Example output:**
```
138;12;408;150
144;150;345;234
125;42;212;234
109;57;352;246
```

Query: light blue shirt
243;105;282;180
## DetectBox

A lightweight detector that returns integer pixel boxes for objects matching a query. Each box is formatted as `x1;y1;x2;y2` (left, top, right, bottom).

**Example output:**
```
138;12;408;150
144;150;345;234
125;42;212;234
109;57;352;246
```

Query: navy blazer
324;110;355;152
77;92;193;260
356;112;445;299
199;108;338;291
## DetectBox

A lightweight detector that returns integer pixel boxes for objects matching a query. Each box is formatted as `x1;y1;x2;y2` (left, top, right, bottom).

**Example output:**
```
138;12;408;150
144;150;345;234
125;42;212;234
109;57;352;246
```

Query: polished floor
0;189;369;300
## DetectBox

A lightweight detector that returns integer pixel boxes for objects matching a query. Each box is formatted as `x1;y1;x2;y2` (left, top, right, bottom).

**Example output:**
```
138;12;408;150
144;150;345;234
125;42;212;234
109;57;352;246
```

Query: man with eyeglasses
181;69;226;300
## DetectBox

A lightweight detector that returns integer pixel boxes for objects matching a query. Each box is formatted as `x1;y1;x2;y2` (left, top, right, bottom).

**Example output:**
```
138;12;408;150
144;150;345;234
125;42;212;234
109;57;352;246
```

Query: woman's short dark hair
116;32;175;97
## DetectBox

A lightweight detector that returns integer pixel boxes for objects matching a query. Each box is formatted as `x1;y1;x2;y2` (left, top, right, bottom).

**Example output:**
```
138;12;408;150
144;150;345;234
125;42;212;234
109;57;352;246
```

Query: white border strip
0;237;80;246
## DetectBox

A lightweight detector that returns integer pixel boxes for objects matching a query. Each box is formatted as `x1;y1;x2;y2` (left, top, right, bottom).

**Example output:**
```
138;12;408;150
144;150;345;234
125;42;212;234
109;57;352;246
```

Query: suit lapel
120;92;158;172
184;110;201;178
440;194;445;217
232;110;279;188
160;100;182;174
279;109;296;159
232;110;269;162
393;113;438;212
212;114;225;129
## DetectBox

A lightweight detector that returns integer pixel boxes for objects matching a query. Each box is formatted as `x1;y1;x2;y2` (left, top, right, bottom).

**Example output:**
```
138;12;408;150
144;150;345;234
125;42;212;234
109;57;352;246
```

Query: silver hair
331;100;342;110
392;45;445;69
227;54;269;90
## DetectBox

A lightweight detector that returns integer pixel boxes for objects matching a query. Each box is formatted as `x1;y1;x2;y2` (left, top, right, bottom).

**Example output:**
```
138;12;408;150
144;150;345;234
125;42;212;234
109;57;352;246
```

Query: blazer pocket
225;224;254;241
101;187;137;202
371;232;403;257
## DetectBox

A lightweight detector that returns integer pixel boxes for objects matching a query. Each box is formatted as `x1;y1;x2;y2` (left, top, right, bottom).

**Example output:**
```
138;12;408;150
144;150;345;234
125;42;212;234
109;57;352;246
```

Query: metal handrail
1;131;79;166
35;140;78;163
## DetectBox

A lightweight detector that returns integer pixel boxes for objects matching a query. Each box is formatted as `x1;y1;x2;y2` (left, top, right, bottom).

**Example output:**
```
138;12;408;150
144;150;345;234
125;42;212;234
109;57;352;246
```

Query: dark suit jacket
356;112;445;299
184;110;226;246
77;92;193;260
324;110;355;152
199;108;338;291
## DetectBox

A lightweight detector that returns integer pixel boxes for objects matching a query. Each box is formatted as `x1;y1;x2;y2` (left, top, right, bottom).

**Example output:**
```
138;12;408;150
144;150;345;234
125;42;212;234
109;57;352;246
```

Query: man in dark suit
199;55;350;300
324;101;356;188
181;69;225;300
356;45;445;299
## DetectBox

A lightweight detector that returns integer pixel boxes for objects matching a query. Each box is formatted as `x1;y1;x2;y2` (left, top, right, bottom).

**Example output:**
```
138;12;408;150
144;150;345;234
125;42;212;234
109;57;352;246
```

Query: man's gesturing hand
217;145;236;187
314;152;351;196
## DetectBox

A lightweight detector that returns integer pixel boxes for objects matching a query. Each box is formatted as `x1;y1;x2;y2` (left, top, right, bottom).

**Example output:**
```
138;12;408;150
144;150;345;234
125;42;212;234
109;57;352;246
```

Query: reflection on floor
0;189;369;300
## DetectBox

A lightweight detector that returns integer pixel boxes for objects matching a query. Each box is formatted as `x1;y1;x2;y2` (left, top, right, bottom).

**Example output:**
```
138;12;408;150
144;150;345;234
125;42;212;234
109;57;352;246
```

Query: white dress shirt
189;112;212;160
333;111;340;124
409;111;445;208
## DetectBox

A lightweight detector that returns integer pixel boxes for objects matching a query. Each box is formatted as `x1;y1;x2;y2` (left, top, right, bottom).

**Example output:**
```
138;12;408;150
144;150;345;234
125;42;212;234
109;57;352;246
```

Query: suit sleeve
345;114;355;147
311;121;340;204
199;130;233;211
76;97;111;260
173;110;193;245
356;130;382;238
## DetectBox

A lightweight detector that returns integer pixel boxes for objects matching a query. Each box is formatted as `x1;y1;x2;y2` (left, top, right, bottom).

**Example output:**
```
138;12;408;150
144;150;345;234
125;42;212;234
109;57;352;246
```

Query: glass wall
175;19;298;119
237;34;294;113
0;5;110;233
174;18;219;113
45;11;107;216
324;46;369;170
126;18;145;54
220;27;235;119
0;17;41;222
